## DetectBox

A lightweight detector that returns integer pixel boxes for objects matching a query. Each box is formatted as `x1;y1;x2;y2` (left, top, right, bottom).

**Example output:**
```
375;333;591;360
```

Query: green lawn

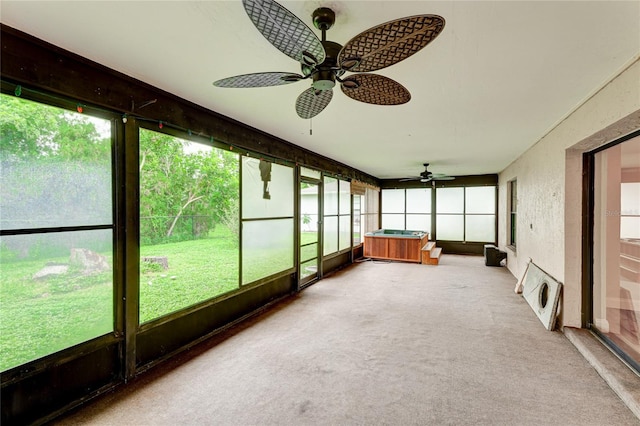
0;228;323;371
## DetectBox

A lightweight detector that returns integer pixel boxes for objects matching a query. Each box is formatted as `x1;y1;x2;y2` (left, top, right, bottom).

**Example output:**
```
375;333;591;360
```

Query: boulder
70;248;110;275
33;263;69;280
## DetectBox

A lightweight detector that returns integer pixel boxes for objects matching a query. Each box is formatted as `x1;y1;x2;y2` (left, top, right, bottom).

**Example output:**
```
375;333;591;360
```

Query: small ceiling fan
400;163;455;183
213;0;445;119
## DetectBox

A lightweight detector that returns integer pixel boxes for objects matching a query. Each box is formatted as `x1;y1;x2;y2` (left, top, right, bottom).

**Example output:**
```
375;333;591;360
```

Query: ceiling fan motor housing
311;40;343;91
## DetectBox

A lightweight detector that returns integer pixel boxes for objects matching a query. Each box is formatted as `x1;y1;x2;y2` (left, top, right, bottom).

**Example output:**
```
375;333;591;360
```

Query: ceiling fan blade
214;72;303;88
399;177;420;182
432;176;455;181
296;87;333;119
341;74;410;105
338;15;445;72
242;0;325;66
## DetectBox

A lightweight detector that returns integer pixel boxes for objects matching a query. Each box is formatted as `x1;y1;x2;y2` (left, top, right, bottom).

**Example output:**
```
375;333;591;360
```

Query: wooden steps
421;241;442;265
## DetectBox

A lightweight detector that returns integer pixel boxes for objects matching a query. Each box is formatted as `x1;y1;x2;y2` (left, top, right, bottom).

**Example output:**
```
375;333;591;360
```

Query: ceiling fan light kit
213;0;445;119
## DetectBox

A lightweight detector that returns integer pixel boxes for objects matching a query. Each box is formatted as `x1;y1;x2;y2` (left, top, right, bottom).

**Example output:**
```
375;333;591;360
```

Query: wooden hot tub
363;229;429;263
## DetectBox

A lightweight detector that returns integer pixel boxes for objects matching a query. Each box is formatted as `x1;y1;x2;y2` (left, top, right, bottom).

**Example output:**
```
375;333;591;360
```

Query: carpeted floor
56;255;639;425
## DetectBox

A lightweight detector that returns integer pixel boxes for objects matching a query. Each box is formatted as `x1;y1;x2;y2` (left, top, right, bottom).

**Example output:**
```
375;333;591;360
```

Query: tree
139;129;239;243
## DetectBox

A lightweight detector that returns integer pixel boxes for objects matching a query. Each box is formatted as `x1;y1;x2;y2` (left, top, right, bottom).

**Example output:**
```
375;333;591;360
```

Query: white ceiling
2;1;639;179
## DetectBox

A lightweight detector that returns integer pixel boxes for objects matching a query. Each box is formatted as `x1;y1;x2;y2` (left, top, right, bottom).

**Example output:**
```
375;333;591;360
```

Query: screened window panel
406;214;431;233
324;177;338;216
436;187;464;214
406;188;431;213
339;215;351;250
242;158;293;219
0;230;113;371
139;131;240;322
1;117;112;231
339;180;351;215
465;215;496;242
382;214;404;230
300;242;318;263
465;187;496;214
0;94;115;372
323;216;338;255
242;219;293;284
382;189;405;213
436;215;464;240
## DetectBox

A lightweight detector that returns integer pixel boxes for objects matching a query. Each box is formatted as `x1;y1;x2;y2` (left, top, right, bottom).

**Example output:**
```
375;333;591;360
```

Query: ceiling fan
400;163;455;183
213;0;445;119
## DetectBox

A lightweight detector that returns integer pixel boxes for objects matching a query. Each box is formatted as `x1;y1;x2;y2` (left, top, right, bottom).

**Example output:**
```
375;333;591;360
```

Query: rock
33;264;69;280
69;248;110;275
141;256;169;270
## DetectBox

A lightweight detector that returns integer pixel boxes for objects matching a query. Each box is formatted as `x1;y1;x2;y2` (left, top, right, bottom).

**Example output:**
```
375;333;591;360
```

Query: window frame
508;179;517;249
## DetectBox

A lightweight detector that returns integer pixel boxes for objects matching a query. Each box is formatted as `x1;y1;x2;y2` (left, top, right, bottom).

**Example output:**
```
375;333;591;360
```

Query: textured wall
498;58;640;327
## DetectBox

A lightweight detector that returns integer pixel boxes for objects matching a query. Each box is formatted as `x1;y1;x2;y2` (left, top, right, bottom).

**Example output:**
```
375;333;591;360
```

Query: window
363;187;380;234
139;129;240;322
436;187;464;240
508;180;517;247
323;177;351;255
0;94;114;371
435;186;496;242
465;186;496;242
381;188;431;233
241;158;294;284
353;194;362;246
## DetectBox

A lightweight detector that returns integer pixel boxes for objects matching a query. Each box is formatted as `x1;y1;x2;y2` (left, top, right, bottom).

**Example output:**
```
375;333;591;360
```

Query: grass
139;226;239;322
0;228;321;371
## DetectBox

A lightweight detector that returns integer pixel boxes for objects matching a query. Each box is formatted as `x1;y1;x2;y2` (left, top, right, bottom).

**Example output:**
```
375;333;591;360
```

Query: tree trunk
166;194;204;237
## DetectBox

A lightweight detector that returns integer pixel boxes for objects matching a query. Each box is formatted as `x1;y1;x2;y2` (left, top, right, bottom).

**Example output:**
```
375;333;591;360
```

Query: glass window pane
436;187;464;214
353;195;362;246
242;158;293;219
324;177;338;216
382;189;405;213
300;242;318;263
139;131;240;322
436;215;464;240
406;188;431;213
339;180;351;215
339;215;351;251
300;259;318;279
1;230;113;371
323;216;338;255
1;103;112;231
301;166;321;179
466;215;496;242
382;214;404;230
406;214;431;233
466;187;496;214
621;183;640;215
242;219;293;285
621;217;640;239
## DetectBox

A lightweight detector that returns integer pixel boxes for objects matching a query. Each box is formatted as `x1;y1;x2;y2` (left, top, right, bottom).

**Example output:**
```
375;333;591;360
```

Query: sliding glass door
591;135;640;370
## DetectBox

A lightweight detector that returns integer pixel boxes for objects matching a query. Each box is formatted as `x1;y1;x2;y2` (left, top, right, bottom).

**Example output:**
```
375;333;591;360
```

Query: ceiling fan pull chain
310;117;313;135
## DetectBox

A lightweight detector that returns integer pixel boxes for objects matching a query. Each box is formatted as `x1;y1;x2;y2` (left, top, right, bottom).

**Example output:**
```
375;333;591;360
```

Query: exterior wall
498;58;640;328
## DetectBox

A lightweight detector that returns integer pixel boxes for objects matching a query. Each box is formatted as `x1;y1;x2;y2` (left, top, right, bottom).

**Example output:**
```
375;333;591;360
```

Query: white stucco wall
498;58;640;327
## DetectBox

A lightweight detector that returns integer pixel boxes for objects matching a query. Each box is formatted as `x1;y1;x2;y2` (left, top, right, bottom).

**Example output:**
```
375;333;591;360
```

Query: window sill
507;244;516;253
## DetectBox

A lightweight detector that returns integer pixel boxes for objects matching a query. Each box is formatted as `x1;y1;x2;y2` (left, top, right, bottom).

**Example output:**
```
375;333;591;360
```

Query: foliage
139;129;239;244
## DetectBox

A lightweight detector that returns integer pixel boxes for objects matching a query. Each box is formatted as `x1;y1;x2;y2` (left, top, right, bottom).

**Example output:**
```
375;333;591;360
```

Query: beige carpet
56;255;638;425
